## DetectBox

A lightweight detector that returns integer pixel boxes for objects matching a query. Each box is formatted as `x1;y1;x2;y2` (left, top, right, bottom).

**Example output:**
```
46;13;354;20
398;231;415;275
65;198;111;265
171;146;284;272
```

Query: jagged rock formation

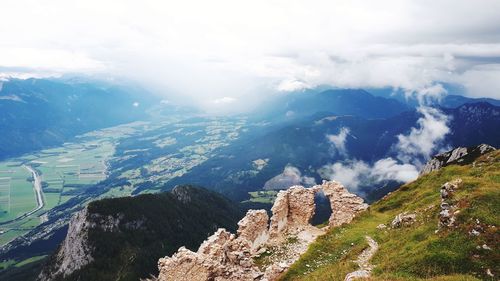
438;179;462;230
157;181;368;281
420;144;496;175
269;186;317;237
237;210;269;252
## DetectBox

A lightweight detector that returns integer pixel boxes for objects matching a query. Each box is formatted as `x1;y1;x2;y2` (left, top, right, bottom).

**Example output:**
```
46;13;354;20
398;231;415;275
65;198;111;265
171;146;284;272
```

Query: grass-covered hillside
282;150;499;281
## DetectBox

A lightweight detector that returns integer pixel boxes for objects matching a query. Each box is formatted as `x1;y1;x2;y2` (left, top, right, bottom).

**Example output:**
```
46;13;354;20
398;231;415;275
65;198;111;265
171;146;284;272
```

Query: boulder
391;212;417;228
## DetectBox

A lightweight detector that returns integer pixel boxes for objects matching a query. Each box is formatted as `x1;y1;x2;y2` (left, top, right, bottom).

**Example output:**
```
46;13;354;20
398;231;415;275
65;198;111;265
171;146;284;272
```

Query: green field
0;135;116;247
243;190;279;204
0;163;36;222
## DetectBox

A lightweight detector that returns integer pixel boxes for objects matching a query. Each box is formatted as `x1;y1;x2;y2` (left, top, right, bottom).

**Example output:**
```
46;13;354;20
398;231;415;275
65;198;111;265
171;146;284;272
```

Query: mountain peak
420;144;496;175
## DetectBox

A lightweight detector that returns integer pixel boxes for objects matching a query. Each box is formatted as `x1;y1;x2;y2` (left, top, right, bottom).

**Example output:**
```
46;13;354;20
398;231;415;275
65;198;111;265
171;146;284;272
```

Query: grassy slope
282;151;500;281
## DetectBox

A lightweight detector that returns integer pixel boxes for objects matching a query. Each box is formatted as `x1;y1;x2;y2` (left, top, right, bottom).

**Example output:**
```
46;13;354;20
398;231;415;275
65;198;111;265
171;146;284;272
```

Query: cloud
0;0;499;111
319;105;449;192
405;84;447;105
263;165;316;190
371;158;419;183
212;97;236;105
318;158;418;192
395;106;450;164
277;79;309;92
456;64;500;99
326;127;350;156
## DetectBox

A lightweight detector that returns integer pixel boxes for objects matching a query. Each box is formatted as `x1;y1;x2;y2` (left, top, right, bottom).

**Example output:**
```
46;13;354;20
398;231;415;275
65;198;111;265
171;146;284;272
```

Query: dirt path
344;236;379;281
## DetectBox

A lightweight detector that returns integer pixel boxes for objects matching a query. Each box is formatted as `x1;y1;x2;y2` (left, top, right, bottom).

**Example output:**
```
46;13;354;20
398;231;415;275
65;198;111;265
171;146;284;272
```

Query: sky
1;0;500;111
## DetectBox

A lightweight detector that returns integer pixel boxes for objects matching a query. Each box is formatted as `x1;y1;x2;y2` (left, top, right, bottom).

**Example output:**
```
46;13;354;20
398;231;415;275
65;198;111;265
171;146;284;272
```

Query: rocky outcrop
321;181;369;227
157;181;368;281
237;210;269;252
420;144;496;175
391;212;417;228
158;228;261;281
438;179;462;230
269;186;317;237
37;208;95;281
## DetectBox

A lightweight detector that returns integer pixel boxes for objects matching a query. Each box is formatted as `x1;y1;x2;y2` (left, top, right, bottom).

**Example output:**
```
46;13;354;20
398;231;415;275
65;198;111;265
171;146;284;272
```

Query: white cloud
456;64;500;99
405;84;448;105
212;97;236;104
264;165;316;190
318;158;418;191
396;106;450;164
277;79;309;92
318;161;370;191
371;158;419;183
319;105;450;191
326;127;350;156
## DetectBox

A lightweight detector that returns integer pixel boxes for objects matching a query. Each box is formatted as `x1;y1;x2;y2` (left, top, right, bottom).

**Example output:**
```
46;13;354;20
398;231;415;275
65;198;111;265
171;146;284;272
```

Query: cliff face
156;181;367;281
36;185;242;281
37;208;94;281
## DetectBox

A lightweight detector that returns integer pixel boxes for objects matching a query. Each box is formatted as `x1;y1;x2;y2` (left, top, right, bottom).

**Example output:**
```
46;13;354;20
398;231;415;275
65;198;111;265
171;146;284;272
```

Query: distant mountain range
258;89;411;121
0;78;158;160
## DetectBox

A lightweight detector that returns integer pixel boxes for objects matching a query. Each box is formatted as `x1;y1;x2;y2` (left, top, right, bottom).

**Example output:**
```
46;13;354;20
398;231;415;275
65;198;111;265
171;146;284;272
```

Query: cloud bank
1;0;499;112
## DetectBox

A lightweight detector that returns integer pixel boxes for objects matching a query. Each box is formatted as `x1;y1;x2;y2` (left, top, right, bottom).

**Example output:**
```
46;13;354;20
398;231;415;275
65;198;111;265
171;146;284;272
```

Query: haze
1;0;500;112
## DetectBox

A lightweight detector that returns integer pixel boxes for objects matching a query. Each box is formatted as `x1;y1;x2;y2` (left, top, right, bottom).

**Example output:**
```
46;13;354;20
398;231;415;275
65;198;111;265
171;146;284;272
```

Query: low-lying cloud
263;165;316;190
396;106;450;165
318;158;419;192
320;103;450;191
326;127;350;157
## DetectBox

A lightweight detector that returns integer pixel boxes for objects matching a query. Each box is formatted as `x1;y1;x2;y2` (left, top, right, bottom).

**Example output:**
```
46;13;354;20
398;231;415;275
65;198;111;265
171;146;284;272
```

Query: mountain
366;86;500;108
420;144;496;175
282;149;499;280
258;89;410;121
31;185;242;281
440;95;500;108
442;102;500;147
163;102;500;201
0;78;157;160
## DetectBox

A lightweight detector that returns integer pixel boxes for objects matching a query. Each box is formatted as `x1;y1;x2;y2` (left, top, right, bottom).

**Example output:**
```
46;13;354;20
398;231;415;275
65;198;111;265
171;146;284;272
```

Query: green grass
282;151;500;281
